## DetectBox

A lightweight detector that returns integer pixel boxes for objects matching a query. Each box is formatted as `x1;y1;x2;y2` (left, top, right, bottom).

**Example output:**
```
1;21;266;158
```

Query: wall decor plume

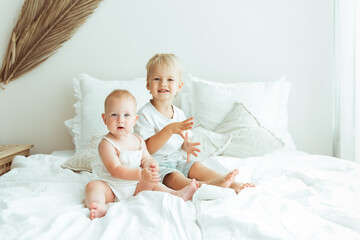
0;0;103;89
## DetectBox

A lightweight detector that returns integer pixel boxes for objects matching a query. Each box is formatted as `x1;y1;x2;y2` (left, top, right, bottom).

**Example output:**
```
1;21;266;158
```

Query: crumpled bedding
1;150;360;240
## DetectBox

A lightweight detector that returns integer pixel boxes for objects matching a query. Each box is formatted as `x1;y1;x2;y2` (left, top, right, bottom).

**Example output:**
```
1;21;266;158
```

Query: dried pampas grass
0;0;103;89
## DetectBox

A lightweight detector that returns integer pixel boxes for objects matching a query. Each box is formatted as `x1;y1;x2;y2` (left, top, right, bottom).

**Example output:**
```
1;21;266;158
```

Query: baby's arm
140;140;160;182
140;140;159;171
146;117;194;154
99;139;141;181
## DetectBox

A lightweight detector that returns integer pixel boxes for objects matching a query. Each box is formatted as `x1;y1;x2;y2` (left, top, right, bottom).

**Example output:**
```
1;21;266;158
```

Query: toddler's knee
166;171;184;182
190;161;203;171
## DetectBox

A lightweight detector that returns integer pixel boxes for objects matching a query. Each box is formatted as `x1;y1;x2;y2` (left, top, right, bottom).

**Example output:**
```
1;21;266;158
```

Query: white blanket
1;150;360;240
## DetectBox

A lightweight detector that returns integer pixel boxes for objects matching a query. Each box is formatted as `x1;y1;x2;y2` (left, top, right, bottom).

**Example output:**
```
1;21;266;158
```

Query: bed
1;74;360;240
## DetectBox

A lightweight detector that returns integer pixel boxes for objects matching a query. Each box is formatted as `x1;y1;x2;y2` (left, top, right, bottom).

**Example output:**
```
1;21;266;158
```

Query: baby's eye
168;79;174;82
153;78;160;81
111;113;118;118
124;113;131;118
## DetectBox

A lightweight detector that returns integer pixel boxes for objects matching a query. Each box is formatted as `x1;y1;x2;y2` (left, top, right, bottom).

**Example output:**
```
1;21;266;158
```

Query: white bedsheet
1;150;360;240
199;151;360;240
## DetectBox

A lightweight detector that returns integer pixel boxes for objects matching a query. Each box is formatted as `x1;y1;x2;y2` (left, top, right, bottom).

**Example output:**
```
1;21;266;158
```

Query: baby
85;89;198;220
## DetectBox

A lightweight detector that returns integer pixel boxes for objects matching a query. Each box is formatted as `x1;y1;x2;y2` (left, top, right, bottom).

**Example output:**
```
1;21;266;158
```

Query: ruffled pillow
65;73;151;152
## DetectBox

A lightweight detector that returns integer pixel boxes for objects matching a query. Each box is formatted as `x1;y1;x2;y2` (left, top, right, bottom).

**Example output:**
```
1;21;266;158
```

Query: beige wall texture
0;0;334;155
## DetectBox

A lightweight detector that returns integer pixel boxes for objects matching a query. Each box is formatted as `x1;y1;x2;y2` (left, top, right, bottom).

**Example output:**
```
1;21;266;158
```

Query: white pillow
68;73;151;152
185;126;232;162
216;103;284;157
62;135;100;172
181;74;295;149
188;103;283;161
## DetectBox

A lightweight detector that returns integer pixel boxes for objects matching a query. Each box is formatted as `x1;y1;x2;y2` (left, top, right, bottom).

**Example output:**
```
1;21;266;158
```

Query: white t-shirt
134;102;191;166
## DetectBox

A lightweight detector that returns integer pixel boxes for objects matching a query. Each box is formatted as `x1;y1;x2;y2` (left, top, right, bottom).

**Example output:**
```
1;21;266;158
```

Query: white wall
0;0;334;155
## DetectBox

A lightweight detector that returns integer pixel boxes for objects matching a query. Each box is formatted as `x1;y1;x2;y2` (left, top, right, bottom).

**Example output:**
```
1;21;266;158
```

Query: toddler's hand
168;117;194;139
183;132;201;163
141;167;161;183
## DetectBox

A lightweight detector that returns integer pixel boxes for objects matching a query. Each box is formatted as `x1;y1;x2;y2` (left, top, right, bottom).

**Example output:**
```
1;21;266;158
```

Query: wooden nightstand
0;144;34;176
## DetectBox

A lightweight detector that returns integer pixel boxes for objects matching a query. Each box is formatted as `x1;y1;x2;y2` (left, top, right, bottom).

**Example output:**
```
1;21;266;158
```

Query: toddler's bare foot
89;202;107;220
230;182;256;194
175;179;199;201
206;169;239;188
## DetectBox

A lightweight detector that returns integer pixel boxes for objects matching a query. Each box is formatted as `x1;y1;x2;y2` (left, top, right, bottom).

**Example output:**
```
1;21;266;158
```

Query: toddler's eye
168;78;174;81
153;78;160;81
124;113;131;118
111;113;118;118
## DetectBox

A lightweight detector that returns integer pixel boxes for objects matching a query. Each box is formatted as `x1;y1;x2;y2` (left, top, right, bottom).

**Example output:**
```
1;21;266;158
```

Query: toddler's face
147;64;183;101
102;97;138;137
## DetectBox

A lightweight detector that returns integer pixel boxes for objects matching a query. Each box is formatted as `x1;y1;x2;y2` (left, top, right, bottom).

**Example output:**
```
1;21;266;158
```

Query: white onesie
92;136;142;201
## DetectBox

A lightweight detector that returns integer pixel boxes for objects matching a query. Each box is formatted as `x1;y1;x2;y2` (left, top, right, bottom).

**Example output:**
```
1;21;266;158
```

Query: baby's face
147;64;183;101
102;97;138;137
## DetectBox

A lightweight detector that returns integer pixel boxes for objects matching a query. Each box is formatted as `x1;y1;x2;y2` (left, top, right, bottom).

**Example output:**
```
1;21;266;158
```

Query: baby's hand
141;167;160;183
149;161;159;173
183;132;201;163
168;117;194;139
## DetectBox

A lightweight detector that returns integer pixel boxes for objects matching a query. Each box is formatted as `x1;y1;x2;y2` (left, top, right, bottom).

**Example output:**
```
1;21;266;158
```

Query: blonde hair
146;53;183;81
104;89;137;112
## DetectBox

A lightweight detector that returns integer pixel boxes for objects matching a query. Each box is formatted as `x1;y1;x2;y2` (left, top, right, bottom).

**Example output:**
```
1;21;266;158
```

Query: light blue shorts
158;159;198;182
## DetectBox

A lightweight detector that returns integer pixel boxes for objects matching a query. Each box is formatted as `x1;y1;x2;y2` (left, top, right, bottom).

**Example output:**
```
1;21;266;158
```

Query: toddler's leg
163;169;234;190
164;164;253;193
230;182;256;194
189;162;255;193
165;169;236;190
163;171;196;190
85;180;115;220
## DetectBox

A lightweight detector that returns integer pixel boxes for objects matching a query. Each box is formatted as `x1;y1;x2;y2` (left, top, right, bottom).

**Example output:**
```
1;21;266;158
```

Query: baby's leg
188;162;239;189
154;179;198;201
133;179;158;196
85;180;115;220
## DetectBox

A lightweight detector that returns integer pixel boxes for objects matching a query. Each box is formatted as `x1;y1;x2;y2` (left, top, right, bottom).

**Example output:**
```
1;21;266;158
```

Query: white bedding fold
196;152;360;240
1;150;360;240
0;154;201;240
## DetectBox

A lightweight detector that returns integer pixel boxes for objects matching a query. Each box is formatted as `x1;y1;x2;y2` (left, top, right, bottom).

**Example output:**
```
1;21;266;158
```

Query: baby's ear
133;114;139;125
146;81;150;90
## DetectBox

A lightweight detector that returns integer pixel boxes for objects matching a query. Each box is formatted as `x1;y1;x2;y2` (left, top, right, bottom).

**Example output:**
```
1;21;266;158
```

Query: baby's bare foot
230;182;256;194
175;179;199;201
206;169;239;188
89;202;107;220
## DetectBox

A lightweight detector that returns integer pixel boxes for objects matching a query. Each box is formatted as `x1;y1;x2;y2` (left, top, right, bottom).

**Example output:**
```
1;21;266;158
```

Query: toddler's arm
146;117;194;154
181;132;201;162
